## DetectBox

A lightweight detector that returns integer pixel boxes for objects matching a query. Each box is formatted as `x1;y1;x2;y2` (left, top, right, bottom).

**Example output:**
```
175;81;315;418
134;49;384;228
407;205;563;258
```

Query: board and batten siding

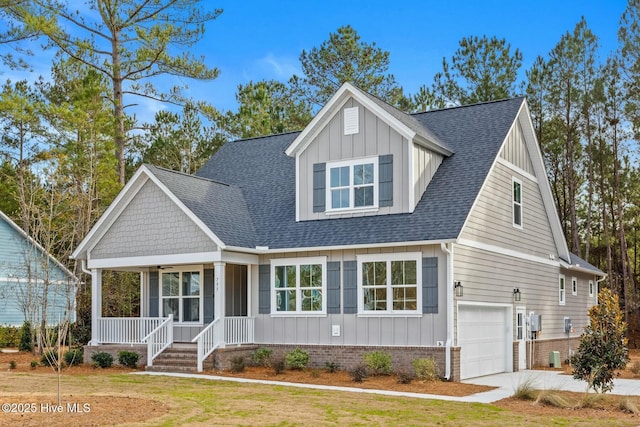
91;179;217;259
453;243;595;340
461;161;558;259
250;245;448;347
499;121;534;175
413;143;443;207
298;98;410;220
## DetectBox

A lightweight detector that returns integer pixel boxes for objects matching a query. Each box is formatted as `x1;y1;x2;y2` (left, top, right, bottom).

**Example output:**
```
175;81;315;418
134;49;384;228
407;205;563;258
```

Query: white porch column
90;268;102;346
214;262;226;345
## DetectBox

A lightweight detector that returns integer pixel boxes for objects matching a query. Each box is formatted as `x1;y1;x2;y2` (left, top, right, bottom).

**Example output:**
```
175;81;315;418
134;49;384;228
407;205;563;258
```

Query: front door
516;307;526;370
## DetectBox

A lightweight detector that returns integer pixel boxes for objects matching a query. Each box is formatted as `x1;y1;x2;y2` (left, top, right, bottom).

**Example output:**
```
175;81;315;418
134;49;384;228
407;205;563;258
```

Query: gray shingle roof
569;252;605;275
195;97;525;250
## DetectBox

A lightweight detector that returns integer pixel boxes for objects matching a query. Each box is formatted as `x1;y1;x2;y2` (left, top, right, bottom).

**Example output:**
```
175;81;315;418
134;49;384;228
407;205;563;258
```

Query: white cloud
256;53;300;79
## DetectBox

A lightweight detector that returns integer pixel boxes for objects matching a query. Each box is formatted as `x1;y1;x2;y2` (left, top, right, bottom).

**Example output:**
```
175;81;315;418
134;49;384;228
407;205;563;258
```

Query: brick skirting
83;344;148;366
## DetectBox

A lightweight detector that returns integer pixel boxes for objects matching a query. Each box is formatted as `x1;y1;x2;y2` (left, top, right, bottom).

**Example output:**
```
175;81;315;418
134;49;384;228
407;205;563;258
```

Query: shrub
273;359;285;375
619;396;640;414
40;350;60;367
364;351;392;376
285;348;309;370
250;347;273;367
19;321;32;352
571;288;629;393
396;371;414;384
91;351;113;368
534;390;573;408
512;376;536;401
230;356;245;373
117;351;140;368
350;364;368;383
0;325;20;348
64;348;83;366
9;360;16;370
412;357;440;381
30;360;38;369
325;361;340;373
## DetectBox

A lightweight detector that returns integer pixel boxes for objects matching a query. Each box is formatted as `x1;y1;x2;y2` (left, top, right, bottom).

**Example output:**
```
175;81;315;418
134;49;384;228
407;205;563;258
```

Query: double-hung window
358;253;422;314
512;177;523;228
589;280;594;298
559;274;566;305
161;267;202;323
327;157;378;211
272;257;326;314
572;277;578;296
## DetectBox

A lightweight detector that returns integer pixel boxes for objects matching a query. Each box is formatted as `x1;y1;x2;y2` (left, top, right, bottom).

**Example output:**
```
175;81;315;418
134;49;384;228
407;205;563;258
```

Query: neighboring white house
72;83;604;380
0;210;77;327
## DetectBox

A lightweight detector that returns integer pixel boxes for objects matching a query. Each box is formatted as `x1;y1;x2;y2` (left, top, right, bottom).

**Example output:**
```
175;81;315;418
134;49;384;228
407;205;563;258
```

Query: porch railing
226;316;255;345
143;314;173;367
192;317;224;372
97;317;164;344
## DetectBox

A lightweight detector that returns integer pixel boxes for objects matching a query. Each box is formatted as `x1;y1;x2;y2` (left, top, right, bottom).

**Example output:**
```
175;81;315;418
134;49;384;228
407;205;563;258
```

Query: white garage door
458;305;510;380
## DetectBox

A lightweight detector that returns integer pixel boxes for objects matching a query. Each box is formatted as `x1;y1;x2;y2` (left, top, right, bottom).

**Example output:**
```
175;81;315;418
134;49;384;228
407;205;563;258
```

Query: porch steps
146;345;200;372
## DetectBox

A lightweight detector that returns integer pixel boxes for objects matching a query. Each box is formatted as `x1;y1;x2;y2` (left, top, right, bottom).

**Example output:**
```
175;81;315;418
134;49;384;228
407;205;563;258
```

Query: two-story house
72;83;603;381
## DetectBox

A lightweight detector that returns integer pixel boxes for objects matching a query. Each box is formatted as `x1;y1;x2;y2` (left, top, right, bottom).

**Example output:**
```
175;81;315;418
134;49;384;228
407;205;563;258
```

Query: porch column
214;262;226;321
90;268;102;346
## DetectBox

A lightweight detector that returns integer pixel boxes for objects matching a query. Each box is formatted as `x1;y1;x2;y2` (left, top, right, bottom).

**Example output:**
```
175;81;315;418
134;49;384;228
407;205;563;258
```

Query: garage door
458;305;510;379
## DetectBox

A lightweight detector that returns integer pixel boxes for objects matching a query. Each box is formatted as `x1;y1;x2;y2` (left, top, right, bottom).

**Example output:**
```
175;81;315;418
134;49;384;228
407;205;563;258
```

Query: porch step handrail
144;314;173;367
192;317;224;372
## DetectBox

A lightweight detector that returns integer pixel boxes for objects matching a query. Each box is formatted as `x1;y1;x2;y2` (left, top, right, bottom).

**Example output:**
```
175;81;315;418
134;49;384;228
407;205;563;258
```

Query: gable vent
343;106;359;135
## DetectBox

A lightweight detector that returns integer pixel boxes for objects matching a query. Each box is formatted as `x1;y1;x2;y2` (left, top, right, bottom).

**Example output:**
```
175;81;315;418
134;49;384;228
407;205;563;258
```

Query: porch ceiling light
513;288;521;302
454;281;463;298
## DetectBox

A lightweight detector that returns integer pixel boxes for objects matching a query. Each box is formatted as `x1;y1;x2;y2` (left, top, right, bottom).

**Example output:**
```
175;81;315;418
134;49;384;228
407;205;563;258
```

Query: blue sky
0;0;630;123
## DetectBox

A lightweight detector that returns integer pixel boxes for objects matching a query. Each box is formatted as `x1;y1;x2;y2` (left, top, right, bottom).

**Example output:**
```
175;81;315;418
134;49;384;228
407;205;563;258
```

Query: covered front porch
88;255;257;371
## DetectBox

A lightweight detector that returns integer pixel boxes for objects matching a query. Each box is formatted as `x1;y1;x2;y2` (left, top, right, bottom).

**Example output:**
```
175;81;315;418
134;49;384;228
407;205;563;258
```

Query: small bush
117;351;140;368
250;347;273;367
19;321;32;352
325;361;340;373
64;348;83;366
273;359;285;375
91;351;113;368
396;371;415;384
350;364;368;383
534;390;573;408
619;396;640;414
285;348;309;370
578;392;605;409
0;324;20;348
364;351;392;376
512;376;536;401
230;356;245;373
30;360;38;369
40;350;60;367
9;360;16;370
413;357;440;381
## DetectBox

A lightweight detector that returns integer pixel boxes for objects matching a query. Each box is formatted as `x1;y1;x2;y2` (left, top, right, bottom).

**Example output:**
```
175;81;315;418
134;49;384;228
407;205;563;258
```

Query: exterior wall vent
344;106;359;135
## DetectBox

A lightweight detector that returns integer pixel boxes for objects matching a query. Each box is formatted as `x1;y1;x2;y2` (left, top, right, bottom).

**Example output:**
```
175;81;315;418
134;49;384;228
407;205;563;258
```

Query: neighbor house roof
195;97;524;250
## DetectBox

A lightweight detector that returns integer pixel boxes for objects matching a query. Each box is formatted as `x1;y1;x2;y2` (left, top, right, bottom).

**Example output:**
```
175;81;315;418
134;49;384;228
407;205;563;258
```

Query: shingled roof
194;97;524;249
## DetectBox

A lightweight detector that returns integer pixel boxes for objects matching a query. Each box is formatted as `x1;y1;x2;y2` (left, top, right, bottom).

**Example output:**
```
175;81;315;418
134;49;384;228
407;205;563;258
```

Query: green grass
0;372;638;426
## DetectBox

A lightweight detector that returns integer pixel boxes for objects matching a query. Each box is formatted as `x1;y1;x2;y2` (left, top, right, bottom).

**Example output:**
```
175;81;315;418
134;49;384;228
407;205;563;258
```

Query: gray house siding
500;121;535;175
298;98;412;220
91;180;217;259
460;161;558;260
250;245;448;347
453;243;595;341
413;143;443;208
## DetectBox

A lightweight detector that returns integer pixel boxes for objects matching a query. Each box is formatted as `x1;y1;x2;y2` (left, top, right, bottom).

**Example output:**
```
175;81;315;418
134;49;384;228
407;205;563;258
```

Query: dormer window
327;157;378;211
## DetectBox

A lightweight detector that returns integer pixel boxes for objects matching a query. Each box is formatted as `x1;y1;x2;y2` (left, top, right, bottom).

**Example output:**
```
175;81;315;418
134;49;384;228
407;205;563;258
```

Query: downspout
81;259;91;275
441;242;454;380
595;274;607;305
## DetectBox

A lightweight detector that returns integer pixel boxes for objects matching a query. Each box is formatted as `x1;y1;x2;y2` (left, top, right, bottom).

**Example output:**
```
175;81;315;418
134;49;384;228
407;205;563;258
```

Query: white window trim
589;279;594;298
571;277;577;296
512;177;523;229
559;274;566;306
270;256;327;316
357;252;422;315
159;264;204;325
326;157;379;213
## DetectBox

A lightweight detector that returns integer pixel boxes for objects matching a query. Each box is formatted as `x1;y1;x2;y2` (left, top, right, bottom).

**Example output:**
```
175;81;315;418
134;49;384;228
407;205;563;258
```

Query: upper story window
357;252;422;315
512;177;523;228
327;157;378;211
271;257;327;314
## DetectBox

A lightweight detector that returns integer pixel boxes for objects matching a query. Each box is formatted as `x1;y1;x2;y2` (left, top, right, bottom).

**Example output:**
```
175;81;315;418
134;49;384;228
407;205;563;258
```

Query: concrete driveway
462;370;640;403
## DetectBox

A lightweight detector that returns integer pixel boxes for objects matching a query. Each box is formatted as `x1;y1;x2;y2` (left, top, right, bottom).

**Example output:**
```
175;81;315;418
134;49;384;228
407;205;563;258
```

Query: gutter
595;274;608;304
440;242;454;380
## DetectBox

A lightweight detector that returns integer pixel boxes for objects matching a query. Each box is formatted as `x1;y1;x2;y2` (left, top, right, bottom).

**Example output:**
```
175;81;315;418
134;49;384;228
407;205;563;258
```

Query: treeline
0;1;639;333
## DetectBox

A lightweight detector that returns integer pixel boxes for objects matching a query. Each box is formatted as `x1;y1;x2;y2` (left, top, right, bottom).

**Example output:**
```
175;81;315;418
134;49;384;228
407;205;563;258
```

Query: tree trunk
111;30;126;185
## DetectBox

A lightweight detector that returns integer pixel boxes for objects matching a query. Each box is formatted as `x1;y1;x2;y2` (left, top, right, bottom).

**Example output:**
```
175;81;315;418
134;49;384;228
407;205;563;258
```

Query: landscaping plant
364;351;392;375
91;351;114;368
117;350;140;368
285;348;310;370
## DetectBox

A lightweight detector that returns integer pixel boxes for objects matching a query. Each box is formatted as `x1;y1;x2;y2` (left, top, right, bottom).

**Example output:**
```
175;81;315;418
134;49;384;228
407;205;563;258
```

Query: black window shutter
258;264;271;314
422;257;438;313
204;268;214;323
327;261;341;314
149;271;159;317
343;260;357;314
379;154;393;207
313;163;326;212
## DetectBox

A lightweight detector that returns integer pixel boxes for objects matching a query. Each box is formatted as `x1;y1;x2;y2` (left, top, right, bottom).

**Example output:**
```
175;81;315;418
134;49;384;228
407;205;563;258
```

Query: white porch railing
226;316;255;345
192;316;255;372
97;317;165;344
144;314;173;367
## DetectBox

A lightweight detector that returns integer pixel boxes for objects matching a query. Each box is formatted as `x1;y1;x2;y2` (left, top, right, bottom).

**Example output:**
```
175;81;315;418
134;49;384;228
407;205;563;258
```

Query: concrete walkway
134;370;640;404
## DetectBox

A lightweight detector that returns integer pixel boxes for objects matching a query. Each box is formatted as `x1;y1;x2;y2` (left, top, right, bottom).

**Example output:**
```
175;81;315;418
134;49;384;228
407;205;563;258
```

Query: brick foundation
526;337;581;368
83;344;148;367
213;344;462;382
